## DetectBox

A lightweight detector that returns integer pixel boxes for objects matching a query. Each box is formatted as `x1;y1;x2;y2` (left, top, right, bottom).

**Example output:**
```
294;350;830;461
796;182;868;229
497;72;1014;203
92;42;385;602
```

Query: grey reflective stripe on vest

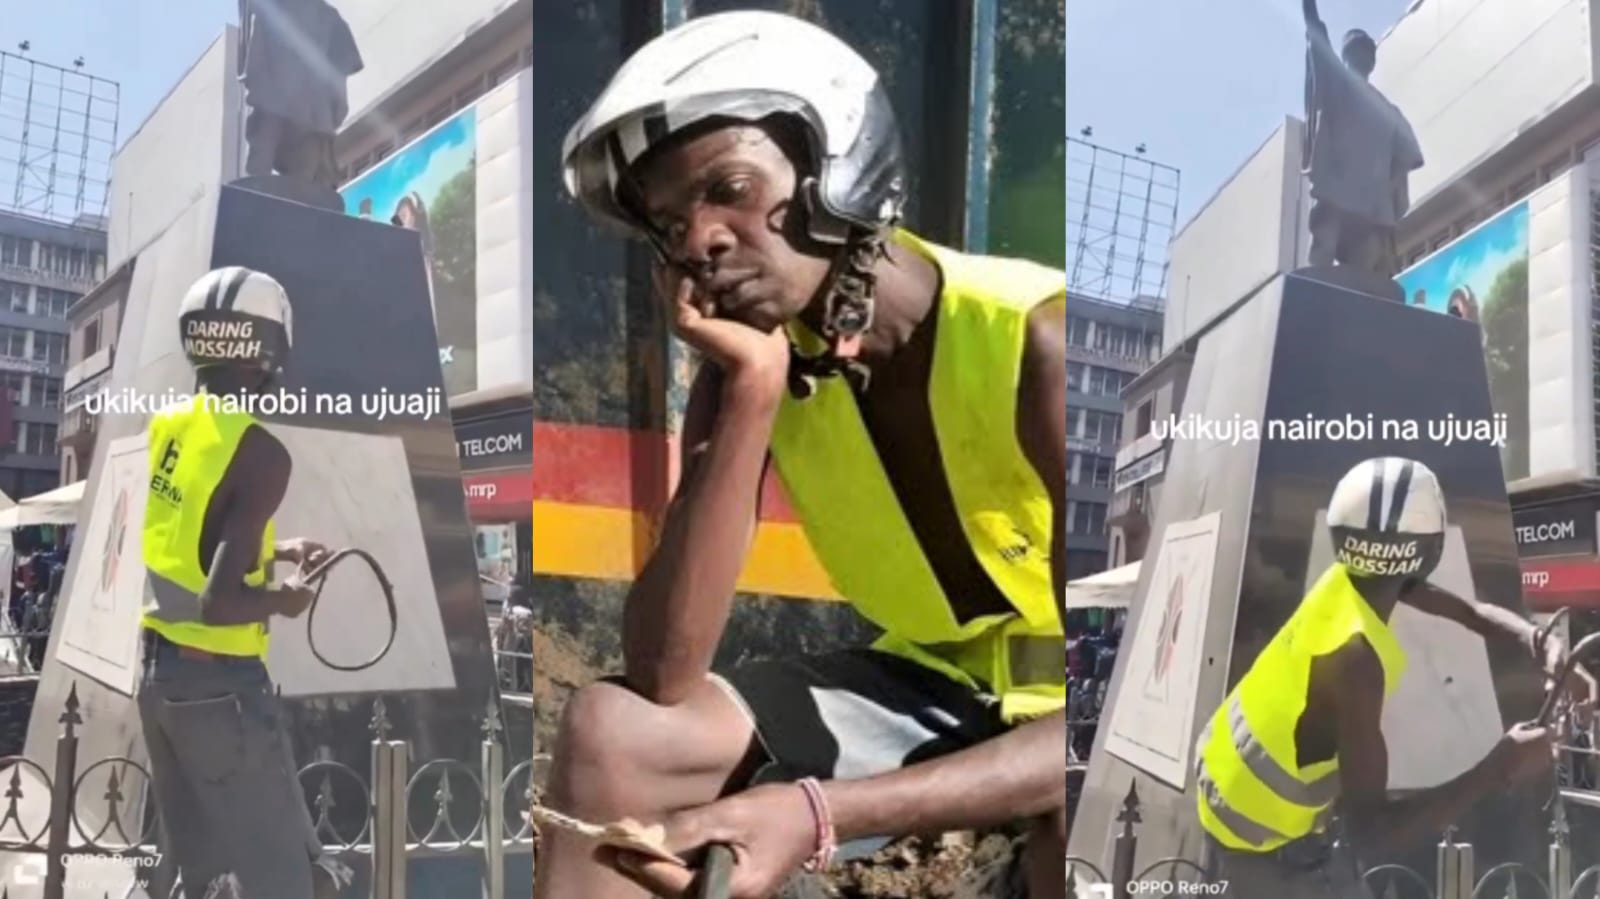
1007;634;1066;688
1225;696;1340;807
142;571;205;623
1196;768;1292;848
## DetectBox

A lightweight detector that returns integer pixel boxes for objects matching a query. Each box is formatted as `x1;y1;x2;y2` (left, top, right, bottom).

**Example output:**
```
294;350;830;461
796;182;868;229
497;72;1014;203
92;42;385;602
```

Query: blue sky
1067;0;1414;228
1395;202;1529;315
340;109;476;220
5;1;237;150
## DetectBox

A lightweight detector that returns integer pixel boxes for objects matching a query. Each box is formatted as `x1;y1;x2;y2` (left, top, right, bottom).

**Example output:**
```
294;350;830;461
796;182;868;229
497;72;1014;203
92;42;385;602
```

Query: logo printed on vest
151;438;183;506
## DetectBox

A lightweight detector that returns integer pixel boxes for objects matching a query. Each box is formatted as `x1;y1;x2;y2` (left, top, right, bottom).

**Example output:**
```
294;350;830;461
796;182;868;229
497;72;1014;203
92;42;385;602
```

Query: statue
237;0;364;189
1301;0;1423;281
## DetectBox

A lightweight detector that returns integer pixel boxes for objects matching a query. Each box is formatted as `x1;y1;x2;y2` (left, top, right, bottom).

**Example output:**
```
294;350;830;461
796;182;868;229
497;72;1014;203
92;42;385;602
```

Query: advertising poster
340;106;479;397
1396;200;1529;479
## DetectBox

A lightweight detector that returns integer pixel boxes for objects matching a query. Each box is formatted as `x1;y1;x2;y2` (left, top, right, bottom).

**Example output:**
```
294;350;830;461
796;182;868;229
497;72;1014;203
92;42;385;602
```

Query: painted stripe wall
531;422;841;600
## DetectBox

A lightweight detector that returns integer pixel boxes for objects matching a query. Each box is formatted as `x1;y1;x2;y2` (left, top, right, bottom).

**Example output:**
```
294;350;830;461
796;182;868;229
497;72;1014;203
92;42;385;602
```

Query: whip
295;548;397;672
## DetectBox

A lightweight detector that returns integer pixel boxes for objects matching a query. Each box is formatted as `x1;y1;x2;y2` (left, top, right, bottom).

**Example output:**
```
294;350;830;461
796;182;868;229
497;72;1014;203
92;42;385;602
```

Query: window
0;281;27;314
0;327;26;358
25;423;57;456
1072;501;1107;536
83;318;101;357
0;373;23;404
0;236;32;267
1090;455;1114;488
1066;316;1089;347
37;289;72;318
1136;400;1154;438
29;377;60;408
1083;410;1121;444
32;332;65;364
1087;366;1131;398
1066;361;1085;392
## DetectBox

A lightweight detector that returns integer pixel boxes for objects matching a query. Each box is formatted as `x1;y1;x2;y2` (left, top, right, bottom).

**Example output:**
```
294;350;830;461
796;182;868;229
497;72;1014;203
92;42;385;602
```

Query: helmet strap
787;227;886;399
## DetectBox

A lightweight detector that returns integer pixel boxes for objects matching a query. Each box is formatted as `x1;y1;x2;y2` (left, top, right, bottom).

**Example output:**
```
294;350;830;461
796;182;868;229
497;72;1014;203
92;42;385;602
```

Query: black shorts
715;648;1011;857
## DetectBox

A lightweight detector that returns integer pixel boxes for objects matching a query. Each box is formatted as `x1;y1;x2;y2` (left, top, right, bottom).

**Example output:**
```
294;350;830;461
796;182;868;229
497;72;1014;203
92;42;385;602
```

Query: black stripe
1384;461;1414;532
1366;460;1385;531
204;272;223;310
218;267;249;312
643;114;668;148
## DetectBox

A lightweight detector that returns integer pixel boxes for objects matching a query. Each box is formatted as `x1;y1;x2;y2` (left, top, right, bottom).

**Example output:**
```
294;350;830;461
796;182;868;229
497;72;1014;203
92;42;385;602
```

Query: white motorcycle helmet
177;266;294;376
1327;456;1447;581
561;10;905;249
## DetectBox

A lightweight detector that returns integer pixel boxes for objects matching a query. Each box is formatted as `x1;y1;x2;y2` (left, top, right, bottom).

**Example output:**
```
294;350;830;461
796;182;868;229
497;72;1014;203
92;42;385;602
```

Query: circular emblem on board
101;488;128;593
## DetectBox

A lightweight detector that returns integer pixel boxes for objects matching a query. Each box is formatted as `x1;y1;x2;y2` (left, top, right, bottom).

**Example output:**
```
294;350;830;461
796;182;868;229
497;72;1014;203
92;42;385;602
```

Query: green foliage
1480;257;1529;479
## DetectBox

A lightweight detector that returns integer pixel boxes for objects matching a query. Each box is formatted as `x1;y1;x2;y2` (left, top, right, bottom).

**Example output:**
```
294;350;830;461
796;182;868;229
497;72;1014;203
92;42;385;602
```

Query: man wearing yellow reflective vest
138;266;347;899
536;12;1069;899
1195;457;1596;895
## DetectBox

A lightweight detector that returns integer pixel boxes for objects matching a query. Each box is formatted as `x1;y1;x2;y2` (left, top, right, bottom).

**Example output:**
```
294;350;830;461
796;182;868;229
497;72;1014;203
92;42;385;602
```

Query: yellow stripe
531;501;842;601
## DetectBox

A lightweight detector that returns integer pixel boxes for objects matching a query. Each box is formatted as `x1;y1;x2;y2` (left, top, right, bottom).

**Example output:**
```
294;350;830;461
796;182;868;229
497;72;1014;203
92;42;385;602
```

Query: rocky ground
531;624;1031;896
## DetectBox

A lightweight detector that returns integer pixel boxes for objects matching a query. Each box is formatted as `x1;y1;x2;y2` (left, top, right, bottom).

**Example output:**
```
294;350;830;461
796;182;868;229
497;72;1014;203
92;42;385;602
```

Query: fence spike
1116;780;1142;829
370;696;391;741
61;681;82;731
483;698;503;740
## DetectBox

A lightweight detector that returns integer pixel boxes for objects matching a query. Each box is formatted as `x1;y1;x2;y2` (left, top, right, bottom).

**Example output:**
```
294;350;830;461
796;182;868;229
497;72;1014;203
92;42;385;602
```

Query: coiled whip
294;547;398;672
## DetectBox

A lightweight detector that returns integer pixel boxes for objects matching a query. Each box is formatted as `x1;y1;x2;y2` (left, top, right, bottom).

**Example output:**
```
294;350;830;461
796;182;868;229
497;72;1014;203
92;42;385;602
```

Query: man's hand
1539;633;1598;713
602;783;817;899
656;264;790;392
272;579;318;619
1490;722;1556;785
276;538;330;570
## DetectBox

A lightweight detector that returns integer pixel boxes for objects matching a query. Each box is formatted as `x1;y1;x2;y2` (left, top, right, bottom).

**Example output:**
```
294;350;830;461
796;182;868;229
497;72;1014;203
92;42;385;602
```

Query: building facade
328;0;534;594
0;210;104;500
1065;292;1161;579
59;260;128;487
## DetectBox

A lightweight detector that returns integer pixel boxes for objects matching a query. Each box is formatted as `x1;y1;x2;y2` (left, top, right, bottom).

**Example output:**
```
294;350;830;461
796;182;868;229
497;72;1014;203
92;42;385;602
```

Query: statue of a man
237;0;364;188
1301;0;1423;279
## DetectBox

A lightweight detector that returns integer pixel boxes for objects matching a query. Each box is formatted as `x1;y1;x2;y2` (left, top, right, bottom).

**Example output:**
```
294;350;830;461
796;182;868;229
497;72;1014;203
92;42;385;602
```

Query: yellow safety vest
141;394;277;658
1194;562;1407;851
769;229;1066;724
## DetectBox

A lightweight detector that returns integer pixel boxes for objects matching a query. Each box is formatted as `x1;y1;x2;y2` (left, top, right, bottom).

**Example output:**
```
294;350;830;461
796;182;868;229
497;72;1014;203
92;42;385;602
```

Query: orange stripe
531;500;840;601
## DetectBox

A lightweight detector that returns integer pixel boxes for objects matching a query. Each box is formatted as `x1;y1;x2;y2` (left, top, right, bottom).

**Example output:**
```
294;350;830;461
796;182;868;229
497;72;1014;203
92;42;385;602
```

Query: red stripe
531;422;798;521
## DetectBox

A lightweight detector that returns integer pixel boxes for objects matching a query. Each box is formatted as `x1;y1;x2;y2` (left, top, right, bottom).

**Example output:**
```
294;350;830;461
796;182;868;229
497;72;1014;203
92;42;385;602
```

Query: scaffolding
1067;136;1180;308
0;49;119;225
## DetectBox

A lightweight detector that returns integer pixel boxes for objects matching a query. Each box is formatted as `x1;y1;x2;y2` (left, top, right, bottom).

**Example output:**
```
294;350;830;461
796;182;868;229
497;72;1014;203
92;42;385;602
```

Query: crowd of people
5;532;69;673
1065;606;1124;764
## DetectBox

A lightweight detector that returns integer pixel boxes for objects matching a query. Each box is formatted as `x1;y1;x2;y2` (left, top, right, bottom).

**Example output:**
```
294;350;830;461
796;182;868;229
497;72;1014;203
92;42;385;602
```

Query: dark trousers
1308;198;1397;278
1203;830;1373;899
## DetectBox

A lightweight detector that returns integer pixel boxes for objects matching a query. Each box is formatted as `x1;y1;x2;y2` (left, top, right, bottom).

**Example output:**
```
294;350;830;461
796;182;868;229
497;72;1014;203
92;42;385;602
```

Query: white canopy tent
0;480;85;529
1064;560;1140;610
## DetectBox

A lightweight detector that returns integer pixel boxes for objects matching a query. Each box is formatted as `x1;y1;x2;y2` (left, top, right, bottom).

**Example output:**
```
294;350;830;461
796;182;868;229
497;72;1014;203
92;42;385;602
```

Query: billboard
340;106;478;396
1397;200;1530;479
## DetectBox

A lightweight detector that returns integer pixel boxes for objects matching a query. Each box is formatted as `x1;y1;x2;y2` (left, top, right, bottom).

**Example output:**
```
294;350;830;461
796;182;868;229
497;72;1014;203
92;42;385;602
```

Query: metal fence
1067;782;1600;899
1067;749;1600;899
0;682;535;899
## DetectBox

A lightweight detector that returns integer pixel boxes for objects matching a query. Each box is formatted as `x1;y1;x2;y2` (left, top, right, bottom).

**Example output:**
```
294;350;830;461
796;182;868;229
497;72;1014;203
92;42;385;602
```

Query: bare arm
1403;581;1537;651
198;431;302;625
824;711;1068;840
1018;297;1069;621
1329;638;1505;854
621;363;779;705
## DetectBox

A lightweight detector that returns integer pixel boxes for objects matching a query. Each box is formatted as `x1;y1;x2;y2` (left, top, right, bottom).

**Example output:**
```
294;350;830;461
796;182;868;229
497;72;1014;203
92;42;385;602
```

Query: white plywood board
54;425;458;699
1104;512;1222;789
56;434;153;696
